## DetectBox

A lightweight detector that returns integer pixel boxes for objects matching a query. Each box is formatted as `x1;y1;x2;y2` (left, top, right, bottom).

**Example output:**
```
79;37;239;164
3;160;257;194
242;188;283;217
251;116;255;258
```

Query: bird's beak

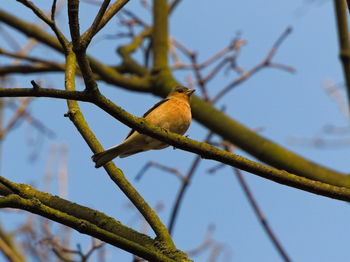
186;89;195;96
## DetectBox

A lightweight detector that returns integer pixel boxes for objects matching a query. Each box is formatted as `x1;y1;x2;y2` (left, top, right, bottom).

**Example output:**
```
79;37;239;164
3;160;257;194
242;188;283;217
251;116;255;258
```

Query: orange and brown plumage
92;86;195;168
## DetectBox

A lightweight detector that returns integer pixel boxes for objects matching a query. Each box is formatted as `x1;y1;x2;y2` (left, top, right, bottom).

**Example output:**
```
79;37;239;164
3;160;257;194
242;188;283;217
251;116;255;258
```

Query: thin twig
211;27;294;104
6;100;56;138
136;161;186;182
81;0;111;48
0;98;33;140
186;225;215;257
190;53;210;101
233;168;292;262
96;0;130;34
51;0;58;21
16;0;68;49
0;48;64;66
0;26;21;51
168;131;214;234
169;0;181;14
122;9;149;27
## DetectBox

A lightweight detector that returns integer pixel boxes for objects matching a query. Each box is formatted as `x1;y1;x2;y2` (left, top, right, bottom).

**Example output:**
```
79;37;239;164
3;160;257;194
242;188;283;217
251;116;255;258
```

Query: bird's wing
124;98;170;139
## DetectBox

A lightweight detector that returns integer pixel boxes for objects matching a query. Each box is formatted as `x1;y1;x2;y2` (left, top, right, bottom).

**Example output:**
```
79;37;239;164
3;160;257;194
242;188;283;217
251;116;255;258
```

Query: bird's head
168;86;195;102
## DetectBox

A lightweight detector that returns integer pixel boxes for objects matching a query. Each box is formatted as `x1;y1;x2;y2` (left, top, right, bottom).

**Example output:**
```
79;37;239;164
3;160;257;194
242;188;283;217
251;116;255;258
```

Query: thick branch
0;178;180;262
152;0;169;69
334;0;350;107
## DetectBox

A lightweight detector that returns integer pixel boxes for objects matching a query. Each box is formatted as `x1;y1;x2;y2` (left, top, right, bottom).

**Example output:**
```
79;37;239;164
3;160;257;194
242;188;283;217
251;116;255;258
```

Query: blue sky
2;0;350;261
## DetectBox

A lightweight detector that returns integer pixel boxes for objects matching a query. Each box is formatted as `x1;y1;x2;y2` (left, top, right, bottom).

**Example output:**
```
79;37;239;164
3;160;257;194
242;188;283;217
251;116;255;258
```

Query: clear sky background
2;0;350;261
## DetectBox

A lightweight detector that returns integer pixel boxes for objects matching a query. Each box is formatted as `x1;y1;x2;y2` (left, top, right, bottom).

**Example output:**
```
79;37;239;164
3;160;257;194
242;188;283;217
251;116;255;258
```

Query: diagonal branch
233;168;292;262
16;0;69;50
168;131;214;235
0;10;151;91
62;50;176;248
211;27;294;104
81;0;111;48
1;86;350;201
0;224;25;262
95;0;130;34
0;177;180;262
1;10;349;196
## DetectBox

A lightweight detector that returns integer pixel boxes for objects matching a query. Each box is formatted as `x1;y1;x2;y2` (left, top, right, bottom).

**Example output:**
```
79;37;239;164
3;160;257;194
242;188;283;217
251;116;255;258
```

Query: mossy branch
1;86;350;201
334;0;350;109
63;49;175;247
152;0;169;69
0;9;349;195
0;10;150;91
0;177;185;262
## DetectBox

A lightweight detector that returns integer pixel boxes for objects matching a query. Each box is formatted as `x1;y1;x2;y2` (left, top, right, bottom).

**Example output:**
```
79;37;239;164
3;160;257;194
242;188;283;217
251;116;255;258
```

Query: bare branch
0;86;350;200
95;0;130;34
0;97;32;140
81;0;112;48
168;131;214;234
16;0;68;49
136;161;186;182
233;168;292;262
212;27;294;104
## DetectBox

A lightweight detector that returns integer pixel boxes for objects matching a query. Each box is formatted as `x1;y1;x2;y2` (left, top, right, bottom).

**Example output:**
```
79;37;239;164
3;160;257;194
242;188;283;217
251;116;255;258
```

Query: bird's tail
91;145;124;168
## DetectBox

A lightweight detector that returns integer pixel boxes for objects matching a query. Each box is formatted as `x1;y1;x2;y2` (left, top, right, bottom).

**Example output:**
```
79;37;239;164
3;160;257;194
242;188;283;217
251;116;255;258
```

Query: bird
92;86;195;168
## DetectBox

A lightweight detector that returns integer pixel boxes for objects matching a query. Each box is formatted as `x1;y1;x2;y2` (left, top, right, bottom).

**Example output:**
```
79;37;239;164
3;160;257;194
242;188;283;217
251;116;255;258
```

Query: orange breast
145;98;192;135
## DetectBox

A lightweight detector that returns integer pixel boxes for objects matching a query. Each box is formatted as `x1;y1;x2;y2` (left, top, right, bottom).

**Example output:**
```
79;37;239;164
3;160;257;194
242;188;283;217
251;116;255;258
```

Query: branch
95;0;130;34
334;0;350;108
1;10;349;195
0;97;32;140
169;0;182;14
81;0;111;48
211;27;294;104
233;168;291;262
0;178;181;262
117;27;152;76
0;225;26;262
0;10;150;91
168;132;214;234
16;0;68;50
67;0;81;47
62;50;176;248
67;0;99;92
0;64;66;76
80;0;132;50
1;86;350;201
152;0;169;69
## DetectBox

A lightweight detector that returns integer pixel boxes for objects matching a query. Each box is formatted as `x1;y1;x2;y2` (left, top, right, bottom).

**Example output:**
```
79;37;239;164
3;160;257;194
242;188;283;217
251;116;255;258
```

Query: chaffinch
92;86;195;168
